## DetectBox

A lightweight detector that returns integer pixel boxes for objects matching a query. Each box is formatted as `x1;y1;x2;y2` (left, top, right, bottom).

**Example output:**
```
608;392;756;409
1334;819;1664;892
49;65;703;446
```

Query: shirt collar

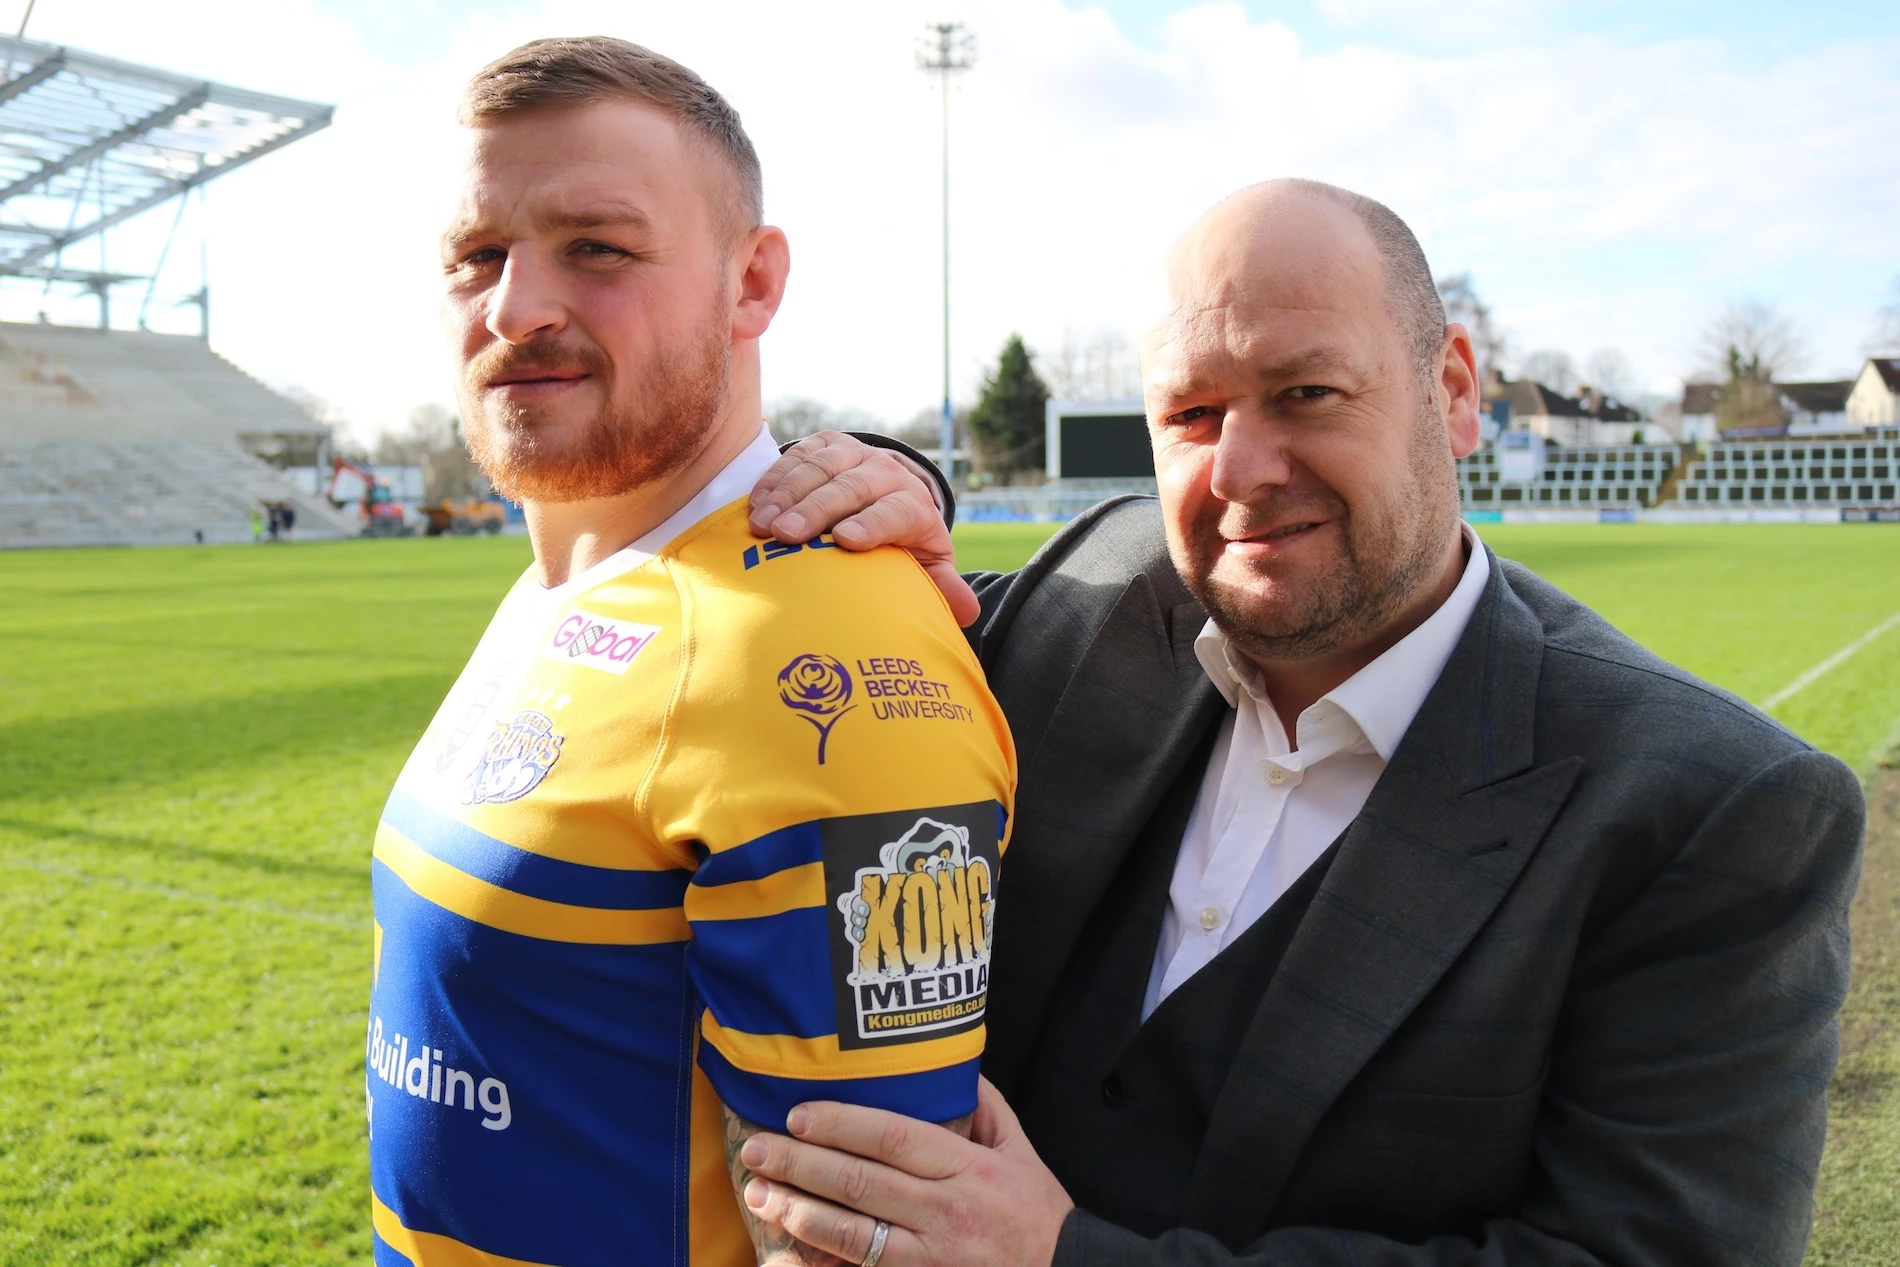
1193;523;1492;761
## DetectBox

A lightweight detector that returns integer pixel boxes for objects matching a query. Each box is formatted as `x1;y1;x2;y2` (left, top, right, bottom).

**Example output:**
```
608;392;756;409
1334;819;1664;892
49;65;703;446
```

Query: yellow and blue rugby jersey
366;428;1016;1267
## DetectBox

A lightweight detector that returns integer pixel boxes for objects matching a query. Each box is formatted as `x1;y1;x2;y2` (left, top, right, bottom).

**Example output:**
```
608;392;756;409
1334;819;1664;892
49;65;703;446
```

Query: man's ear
733;225;790;341
1440;322;1482;458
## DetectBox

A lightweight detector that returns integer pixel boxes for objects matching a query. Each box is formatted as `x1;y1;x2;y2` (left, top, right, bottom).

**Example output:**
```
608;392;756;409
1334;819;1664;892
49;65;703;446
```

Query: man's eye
454;247;504;271
1290;385;1334;400
1167;405;1218;426
575;242;627;258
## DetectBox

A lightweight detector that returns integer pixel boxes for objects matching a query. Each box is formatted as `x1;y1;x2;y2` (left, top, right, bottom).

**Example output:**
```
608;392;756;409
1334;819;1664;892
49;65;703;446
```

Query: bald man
733;180;1862;1267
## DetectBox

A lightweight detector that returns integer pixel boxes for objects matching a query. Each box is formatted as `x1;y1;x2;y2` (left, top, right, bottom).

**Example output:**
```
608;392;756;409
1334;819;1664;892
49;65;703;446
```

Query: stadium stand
1456;441;1680;508
1671;431;1900;509
0;37;342;550
0;321;353;546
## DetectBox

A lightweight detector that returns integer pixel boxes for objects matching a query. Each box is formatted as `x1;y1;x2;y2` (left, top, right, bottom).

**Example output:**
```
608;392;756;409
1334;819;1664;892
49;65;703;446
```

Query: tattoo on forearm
723;1109;842;1267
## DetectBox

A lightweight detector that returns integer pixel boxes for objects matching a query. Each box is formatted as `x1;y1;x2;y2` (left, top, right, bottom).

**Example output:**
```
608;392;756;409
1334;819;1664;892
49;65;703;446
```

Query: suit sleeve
1050;747;1863;1267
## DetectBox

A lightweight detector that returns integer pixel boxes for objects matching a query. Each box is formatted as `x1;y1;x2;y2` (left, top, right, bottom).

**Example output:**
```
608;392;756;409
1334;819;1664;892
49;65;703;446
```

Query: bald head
1162;179;1445;380
1140;177;1482;690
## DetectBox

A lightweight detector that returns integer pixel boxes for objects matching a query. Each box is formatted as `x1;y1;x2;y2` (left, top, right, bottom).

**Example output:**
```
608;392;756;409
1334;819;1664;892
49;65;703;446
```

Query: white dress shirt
1142;527;1493;1018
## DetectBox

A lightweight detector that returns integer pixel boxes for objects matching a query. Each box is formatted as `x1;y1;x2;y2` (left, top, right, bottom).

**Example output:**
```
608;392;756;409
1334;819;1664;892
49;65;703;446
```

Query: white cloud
7;0;1896;435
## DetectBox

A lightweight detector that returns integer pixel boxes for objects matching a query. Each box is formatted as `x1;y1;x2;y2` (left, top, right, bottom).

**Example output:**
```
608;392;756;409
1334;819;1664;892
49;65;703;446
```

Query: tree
1699;301;1805;435
764;397;881;442
1712;346;1785;435
376;402;484;501
966;333;1050;476
1582;348;1637;403
1698;299;1805;382
1435;273;1507;383
1043;326;1141;401
1519;349;1578;396
281;383;370;463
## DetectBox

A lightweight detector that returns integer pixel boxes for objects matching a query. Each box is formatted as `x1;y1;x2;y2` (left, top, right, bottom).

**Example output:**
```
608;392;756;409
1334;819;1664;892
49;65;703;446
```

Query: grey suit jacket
965;497;1864;1267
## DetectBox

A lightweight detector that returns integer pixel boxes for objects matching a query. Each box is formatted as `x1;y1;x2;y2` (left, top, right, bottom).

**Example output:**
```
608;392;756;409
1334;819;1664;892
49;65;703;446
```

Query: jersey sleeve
646;516;1016;1131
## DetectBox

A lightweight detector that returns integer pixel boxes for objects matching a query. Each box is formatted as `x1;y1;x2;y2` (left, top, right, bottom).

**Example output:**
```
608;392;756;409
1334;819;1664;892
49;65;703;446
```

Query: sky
2;0;1896;439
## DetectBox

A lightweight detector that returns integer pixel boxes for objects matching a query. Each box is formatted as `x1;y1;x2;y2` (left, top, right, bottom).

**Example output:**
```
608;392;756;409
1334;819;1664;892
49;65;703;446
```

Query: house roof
1871;358;1900;393
1576;388;1643;422
1496;379;1585;418
1681;382;1720;415
1778;380;1852;414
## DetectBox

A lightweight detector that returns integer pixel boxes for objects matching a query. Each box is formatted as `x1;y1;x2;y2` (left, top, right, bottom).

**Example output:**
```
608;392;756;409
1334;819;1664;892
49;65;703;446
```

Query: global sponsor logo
834;816;996;1045
366;1014;512;1131
778;653;855;764
543;608;660;675
464;709;563;804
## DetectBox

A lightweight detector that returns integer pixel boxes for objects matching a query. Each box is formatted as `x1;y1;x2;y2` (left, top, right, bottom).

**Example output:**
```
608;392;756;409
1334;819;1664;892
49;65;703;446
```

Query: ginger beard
460;296;730;504
1174;392;1458;664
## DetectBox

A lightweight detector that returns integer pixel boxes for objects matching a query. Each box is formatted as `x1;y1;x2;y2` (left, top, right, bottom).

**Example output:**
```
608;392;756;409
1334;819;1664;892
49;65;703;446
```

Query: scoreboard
1044;400;1153;480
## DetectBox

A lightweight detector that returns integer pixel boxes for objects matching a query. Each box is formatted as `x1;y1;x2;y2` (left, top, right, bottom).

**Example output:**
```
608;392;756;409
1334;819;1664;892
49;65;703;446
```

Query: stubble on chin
1176;486;1442;665
462;321;729;505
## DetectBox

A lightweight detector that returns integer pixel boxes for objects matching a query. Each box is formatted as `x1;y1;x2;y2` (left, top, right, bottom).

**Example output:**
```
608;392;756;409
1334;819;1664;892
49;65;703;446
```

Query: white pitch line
1761;609;1900;712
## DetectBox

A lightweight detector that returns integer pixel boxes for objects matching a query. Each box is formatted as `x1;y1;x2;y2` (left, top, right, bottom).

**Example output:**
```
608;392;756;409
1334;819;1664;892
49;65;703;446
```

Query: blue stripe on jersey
382;788;691;911
691;819;822;886
686;907;835;1040
370;863;694;1266
699;1040;982;1130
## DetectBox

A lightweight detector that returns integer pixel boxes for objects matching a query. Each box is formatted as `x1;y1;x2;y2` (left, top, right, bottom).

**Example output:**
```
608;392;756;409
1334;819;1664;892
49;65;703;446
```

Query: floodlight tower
918;22;973;481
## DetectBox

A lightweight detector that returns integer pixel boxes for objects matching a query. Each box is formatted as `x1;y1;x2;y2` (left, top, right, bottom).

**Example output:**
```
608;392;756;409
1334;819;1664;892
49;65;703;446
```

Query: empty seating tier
1457;443;1679;508
1674;436;1899;508
0;322;354;548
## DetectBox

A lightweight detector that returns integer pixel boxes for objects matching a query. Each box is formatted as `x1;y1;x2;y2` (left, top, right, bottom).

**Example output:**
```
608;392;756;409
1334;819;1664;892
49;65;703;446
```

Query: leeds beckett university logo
835;817;996;1044
778;654;855;764
542;607;659;675
465;710;564;804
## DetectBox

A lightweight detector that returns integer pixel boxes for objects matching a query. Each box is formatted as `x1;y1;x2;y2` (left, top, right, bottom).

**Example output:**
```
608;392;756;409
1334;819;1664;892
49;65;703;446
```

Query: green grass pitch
1;520;1897;1263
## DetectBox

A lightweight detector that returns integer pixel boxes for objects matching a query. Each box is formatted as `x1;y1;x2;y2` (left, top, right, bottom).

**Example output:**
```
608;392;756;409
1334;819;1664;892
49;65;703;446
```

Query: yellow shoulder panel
645;501;1016;854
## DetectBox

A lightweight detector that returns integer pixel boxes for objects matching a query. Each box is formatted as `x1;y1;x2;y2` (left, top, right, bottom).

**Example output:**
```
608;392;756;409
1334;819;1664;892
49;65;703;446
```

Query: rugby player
365;37;1015;1267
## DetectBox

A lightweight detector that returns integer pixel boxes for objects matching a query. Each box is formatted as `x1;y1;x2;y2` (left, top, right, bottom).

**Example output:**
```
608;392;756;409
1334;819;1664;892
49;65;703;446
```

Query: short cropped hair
460;36;763;237
1278;179;1445;378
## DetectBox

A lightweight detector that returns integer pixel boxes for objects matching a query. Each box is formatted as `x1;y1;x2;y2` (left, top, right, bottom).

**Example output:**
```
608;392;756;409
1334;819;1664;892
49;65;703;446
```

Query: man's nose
485;252;566;345
1208;409;1294;504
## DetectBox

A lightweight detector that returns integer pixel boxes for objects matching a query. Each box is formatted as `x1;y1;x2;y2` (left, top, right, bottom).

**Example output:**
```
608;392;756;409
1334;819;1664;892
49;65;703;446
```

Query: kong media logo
542;607;659;675
825;810;1000;1048
778;653;855;764
464;710;563;804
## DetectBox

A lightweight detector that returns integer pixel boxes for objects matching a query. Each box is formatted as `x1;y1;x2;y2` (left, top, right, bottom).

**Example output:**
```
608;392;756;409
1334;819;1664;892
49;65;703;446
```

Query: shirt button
1101;1074;1127;1106
1267;766;1287;786
1199;907;1221;931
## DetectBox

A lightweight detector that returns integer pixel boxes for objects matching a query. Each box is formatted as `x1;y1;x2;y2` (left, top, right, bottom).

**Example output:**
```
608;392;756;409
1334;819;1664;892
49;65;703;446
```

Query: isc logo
542;608;660;675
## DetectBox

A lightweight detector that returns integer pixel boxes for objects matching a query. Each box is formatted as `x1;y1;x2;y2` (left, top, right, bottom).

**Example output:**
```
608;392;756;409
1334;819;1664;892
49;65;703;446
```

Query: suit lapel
1180;557;1583;1246
984;579;1222;1096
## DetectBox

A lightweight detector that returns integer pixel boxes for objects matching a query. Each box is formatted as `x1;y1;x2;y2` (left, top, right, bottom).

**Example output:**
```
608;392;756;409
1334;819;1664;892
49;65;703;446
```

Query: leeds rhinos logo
778;654;855;764
835;817;995;1044
464;710;564;804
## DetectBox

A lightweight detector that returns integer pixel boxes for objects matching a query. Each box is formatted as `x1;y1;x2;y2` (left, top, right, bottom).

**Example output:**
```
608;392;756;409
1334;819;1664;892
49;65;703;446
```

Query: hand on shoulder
750;430;978;626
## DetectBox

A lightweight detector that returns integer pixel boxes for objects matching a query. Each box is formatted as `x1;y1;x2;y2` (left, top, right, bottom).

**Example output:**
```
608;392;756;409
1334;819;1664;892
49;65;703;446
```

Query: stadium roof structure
0;35;331;284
